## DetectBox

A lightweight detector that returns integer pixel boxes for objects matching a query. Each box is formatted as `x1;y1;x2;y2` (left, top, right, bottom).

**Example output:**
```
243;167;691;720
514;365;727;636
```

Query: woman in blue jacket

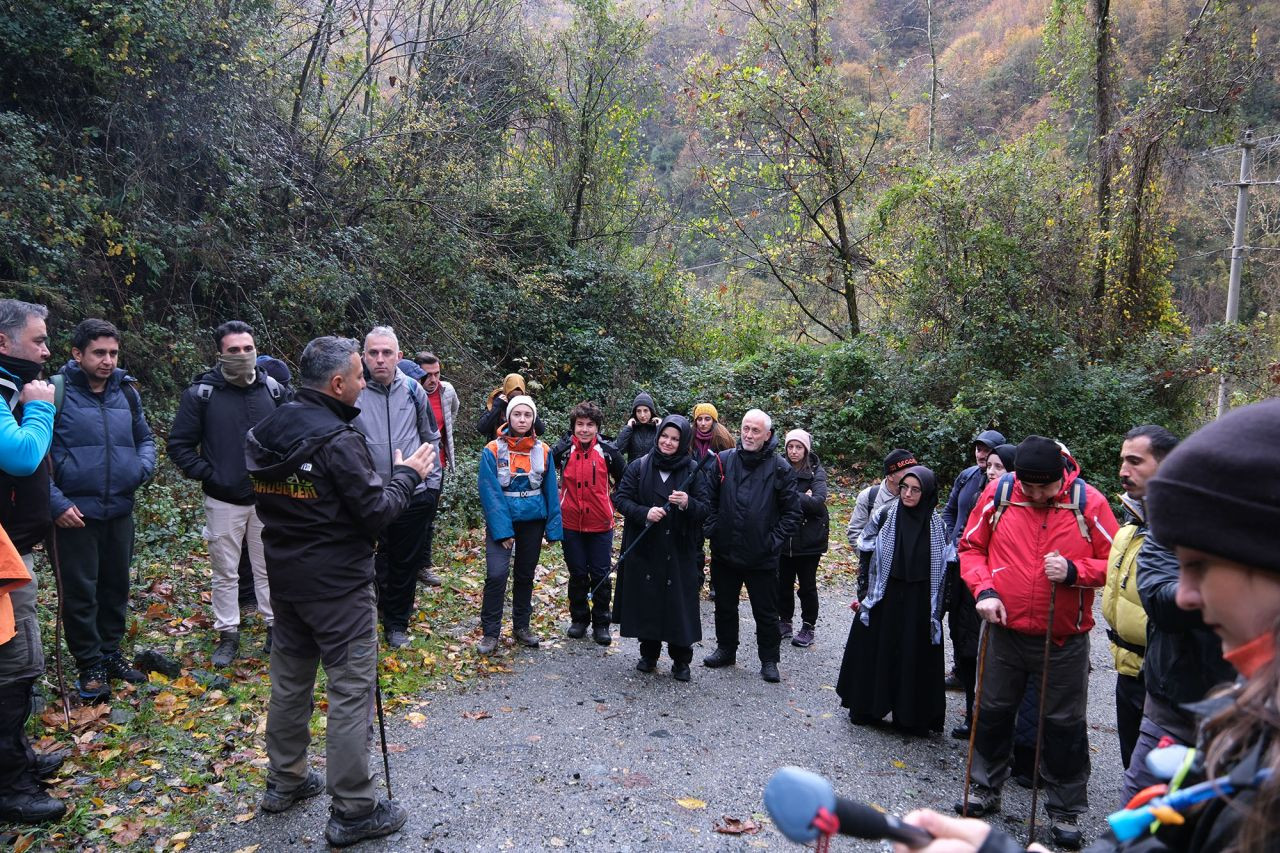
477;396;562;655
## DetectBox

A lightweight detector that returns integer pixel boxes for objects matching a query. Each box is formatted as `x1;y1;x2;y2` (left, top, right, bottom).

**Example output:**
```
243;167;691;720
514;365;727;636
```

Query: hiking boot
476;636;499;655
953;784;1001;817
260;769;325;814
944;671;963;691
386;629;410;649
761;661;781;683
592;624;612;646
672;662;691;682
513;627;540;648
0;790;67;824
31;751;66;780
951;723;972;740
1050;816;1084;850
702;647;736;668
636;657;657;673
211;631;240;668
791;623;815;648
417;567;442;587
263;626;273;656
325;798;408;847
778;620;793;640
102;651;146;683
707;586;716;601
566;622;589;639
77;663;111;702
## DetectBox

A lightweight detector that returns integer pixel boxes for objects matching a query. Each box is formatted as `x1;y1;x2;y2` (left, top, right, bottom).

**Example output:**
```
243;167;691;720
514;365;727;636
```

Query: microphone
764;767;934;848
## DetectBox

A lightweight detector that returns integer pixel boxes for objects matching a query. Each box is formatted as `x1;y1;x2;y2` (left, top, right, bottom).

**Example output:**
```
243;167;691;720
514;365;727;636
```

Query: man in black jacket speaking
702;408;802;683
245;336;435;848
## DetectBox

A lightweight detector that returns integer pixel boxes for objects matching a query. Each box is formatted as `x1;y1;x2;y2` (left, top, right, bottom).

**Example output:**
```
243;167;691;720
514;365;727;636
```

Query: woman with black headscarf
836;465;947;735
613;415;711;682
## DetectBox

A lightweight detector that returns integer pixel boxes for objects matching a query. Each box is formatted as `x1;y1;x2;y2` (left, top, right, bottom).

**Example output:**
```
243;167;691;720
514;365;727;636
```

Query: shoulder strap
1066;479;1091;543
858;484;875;515
51;374;65;415
263;374;283;402
196;382;214;403
990;473;1017;532
121;380;142;421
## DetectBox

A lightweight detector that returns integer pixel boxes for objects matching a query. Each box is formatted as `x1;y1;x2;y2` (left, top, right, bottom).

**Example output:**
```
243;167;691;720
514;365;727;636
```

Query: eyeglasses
899;484;923;496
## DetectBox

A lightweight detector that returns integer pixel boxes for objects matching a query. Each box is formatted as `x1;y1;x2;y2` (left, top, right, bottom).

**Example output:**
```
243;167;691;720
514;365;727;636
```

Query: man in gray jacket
845;449;917;546
355;327;442;648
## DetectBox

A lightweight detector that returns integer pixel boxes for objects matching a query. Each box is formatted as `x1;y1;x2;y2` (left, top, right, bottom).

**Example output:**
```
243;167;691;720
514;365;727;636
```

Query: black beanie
1014;435;1064;485
883;448;918;476
1147;399;1280;575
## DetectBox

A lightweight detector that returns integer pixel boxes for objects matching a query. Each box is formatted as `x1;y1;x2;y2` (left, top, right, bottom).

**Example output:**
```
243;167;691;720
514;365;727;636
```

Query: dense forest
2;0;1278;488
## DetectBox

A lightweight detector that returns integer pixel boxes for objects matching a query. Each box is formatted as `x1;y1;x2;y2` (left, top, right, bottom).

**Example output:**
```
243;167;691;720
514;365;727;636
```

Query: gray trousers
266;583;378;818
970;625;1091;818
1121;694;1197;801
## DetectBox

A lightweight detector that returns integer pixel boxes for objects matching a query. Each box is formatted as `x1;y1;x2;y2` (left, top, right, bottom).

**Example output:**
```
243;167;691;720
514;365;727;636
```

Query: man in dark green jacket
246;336;434;848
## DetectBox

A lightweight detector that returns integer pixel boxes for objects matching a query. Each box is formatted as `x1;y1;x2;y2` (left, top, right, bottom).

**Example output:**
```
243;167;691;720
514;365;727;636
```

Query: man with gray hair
702;408;802;683
0;298;66;824
354;326;442;648
246;335;435;846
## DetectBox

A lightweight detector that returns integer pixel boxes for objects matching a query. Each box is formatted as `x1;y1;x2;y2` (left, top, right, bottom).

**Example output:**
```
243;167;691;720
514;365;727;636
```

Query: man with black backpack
168;320;287;668
50;319;156;701
955;436;1119;849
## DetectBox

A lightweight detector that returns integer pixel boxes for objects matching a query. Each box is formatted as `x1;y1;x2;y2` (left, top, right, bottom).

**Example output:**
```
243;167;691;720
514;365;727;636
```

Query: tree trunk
926;0;938;153
1091;0;1113;301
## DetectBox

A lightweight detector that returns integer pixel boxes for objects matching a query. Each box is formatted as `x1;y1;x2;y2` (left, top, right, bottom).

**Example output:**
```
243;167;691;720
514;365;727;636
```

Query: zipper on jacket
99;389;111;507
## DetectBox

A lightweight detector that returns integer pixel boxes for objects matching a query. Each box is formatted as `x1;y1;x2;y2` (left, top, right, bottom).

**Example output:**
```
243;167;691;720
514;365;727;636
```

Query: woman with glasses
836;465;947;736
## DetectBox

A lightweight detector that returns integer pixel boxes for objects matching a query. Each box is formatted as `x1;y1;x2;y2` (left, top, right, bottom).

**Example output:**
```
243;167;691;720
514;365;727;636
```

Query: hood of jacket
246;389;356;480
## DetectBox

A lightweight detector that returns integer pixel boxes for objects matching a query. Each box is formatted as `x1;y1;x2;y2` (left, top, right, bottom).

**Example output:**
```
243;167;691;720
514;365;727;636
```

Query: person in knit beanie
776;429;829;648
690;403;734;460
845;448;918;547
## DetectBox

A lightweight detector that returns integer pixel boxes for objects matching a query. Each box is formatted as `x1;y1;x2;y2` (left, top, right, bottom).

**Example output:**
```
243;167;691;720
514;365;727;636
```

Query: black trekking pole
1027;580;1057;846
587;451;717;605
373;676;393;799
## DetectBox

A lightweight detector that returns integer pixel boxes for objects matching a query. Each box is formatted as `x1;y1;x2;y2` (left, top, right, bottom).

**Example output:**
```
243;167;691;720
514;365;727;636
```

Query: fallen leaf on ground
891;759;906;769
676;797;707;810
233;811;255;823
714;816;761;835
462;710;491;720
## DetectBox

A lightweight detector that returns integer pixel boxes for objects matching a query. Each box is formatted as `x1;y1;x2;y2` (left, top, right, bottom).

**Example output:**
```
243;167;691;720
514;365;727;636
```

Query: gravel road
199;579;1126;852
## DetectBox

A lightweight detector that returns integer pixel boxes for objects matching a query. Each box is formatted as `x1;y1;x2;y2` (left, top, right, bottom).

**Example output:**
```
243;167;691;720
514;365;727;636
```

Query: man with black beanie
956;436;1119;848
846;448;918;546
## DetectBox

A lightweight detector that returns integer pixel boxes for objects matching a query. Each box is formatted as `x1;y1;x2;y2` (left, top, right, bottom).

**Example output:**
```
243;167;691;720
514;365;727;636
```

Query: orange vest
0;524;31;645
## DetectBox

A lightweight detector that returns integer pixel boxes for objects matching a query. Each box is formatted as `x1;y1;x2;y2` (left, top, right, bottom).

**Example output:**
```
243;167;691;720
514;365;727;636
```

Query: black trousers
55;515;135;670
776;553;820;626
639;639;692;664
1116;672;1145;769
0;676;38;796
481;520;546;637
711;559;781;663
374;489;439;632
564;529;613;626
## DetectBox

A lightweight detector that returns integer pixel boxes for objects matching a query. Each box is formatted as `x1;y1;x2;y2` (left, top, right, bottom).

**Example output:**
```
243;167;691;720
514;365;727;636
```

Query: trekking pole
1027;580;1057;846
44;458;73;727
588;451;716;604
961;623;990;817
373;677;393;799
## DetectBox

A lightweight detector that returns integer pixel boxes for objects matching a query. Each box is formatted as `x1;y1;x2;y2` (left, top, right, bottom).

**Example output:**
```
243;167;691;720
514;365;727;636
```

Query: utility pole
1216;129;1255;418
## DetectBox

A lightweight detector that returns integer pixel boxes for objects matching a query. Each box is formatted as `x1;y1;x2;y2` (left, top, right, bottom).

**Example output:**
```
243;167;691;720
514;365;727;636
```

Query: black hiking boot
261;769;325;814
102;651;146;683
702;647;736;668
325;798;408;847
211;631;240;668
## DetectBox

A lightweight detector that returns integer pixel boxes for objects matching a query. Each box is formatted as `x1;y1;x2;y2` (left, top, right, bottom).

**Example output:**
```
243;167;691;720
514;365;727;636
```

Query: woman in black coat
615;392;660;464
776;429;828;648
613;415;710;682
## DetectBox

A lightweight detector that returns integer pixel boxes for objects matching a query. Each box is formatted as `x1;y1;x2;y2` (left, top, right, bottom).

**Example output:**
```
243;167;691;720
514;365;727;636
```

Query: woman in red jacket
558;401;625;645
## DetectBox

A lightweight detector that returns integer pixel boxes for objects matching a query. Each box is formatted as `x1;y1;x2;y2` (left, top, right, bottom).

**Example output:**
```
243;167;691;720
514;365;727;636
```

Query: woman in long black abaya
836;466;947;736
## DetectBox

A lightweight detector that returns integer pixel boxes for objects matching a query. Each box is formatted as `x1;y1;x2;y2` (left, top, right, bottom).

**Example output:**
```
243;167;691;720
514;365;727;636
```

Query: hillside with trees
2;0;1278;485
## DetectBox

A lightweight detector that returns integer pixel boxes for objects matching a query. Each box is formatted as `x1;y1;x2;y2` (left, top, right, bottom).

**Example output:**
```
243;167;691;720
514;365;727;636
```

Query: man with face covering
168;320;288;668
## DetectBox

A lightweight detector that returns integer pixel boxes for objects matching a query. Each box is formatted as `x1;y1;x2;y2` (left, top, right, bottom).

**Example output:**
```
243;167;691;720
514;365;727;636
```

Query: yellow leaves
891;759;906;769
676;797;707;810
405;712;428;728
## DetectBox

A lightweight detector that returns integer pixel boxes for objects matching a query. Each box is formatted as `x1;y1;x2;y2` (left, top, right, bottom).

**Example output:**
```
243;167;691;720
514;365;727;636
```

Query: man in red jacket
956;435;1119;849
